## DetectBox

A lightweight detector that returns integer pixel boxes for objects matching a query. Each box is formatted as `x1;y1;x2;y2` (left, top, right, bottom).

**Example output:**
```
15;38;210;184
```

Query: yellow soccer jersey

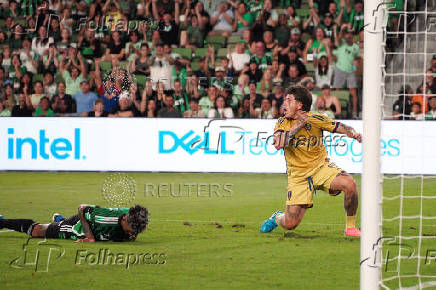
274;112;340;178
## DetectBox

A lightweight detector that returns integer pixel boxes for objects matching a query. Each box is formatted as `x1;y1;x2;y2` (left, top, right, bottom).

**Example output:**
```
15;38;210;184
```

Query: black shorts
45;215;80;239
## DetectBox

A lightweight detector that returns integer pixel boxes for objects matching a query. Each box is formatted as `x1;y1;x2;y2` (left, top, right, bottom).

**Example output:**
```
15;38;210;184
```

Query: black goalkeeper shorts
45;215;80;239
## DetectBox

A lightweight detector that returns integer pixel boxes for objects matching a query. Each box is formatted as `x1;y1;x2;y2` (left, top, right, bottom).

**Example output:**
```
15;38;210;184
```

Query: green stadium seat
190;60;201;71
216;48;229;59
172;48;192;60
99;61;112;72
305;62;315;72
205;35;226;47
227;35;241;44
296;8;310;18
335;90;350;103
33;74;44;83
193;48;208;58
135;74;147;88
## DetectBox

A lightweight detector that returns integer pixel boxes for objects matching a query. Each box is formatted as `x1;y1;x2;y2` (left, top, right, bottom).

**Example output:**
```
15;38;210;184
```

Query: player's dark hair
127;205;149;235
286;85;312;111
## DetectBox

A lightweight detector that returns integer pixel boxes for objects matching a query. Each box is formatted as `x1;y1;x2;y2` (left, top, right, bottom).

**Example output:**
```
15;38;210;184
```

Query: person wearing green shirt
332;26;360;118
348;1;364;32
250;42;272;72
59;50;88;96
34;97;54;117
173;79;190;114
245;0;263;20
0;204;149;242
233;2;254;35
199;86;217;116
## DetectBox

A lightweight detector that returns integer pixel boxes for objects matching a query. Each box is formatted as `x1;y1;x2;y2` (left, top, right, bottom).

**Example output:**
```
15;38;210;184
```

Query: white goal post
361;0;385;289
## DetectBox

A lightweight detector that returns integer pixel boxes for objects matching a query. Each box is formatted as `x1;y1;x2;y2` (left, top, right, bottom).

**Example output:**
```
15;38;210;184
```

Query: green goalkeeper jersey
71;205;130;241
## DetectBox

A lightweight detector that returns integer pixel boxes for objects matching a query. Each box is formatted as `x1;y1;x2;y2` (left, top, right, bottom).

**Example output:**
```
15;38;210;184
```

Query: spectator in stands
51;82;73;113
109;91;142;117
232;2;254;35
9;54;26;85
333;24;360;118
31;26;54;57
130;43;150;76
314;96;335;119
11;94;33;117
42;43;59;75
2;83;16;111
73;81;98;114
19;72;32;96
251;42;272;72
275;14;291;48
410;102;423;120
246;80;263;109
284;64;301;87
320;84;341;118
302;2;320;35
60;49;87;96
209;1;234;37
1;46;11;75
431;55;436;74
30;81;45;110
237;96;250;118
426;97;436;120
268;79;285;112
328;1;345;26
155;7;179;47
393;88;412;120
82;99;108;117
0;98;11;117
412;83;429;113
281;46;307;78
145;99;157;118
149;42;174;90
78;29;103;62
244;59;262;83
303;27;331;63
9;24;24;51
49;17;62;43
104;31;125;62
285;5;301;28
199;86;217;116
348;0;364;32
320;12;337;42
158;95;182;118
300;77;318;110
186;74;203;101
184;98;205;118
173;79;190;115
253;97;274;119
314;55;334;88
58;29;71;53
34;97;54;117
180;11;206;49
424;69;436;94
259;67;273;96
208;95;234;118
263;30;278;58
43;72;57;98
229;41;250;74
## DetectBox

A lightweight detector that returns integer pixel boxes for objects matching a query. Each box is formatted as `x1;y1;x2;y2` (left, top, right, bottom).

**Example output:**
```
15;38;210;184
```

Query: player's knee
284;220;299;230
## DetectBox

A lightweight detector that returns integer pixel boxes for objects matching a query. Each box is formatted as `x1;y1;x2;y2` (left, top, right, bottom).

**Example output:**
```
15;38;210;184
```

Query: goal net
379;0;436;289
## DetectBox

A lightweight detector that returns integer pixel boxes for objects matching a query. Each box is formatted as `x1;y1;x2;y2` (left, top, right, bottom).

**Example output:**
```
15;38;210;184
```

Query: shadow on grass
282;232;320;239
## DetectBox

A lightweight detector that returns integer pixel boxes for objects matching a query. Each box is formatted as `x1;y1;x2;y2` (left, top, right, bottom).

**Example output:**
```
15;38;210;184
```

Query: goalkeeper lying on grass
0;204;148;242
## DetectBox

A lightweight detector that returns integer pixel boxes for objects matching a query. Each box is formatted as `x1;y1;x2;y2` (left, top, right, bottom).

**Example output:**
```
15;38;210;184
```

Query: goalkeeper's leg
0;218;48;237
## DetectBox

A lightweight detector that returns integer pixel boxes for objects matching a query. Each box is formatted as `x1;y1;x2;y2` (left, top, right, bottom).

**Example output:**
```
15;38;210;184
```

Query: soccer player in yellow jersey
259;86;362;237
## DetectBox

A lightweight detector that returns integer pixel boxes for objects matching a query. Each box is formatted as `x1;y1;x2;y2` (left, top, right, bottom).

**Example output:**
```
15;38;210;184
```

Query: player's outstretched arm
336;123;362;143
77;204;95;243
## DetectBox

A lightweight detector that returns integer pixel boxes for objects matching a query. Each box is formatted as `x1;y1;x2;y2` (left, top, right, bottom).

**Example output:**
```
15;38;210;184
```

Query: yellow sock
346;216;356;229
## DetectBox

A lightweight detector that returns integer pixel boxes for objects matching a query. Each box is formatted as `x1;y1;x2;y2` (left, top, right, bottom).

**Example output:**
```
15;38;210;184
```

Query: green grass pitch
0;172;435;289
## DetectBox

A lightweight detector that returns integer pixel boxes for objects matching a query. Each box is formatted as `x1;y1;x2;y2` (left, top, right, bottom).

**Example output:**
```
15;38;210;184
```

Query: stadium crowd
0;0;434;119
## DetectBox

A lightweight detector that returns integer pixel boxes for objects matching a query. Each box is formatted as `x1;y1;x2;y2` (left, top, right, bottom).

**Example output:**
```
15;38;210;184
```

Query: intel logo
7;128;83;160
